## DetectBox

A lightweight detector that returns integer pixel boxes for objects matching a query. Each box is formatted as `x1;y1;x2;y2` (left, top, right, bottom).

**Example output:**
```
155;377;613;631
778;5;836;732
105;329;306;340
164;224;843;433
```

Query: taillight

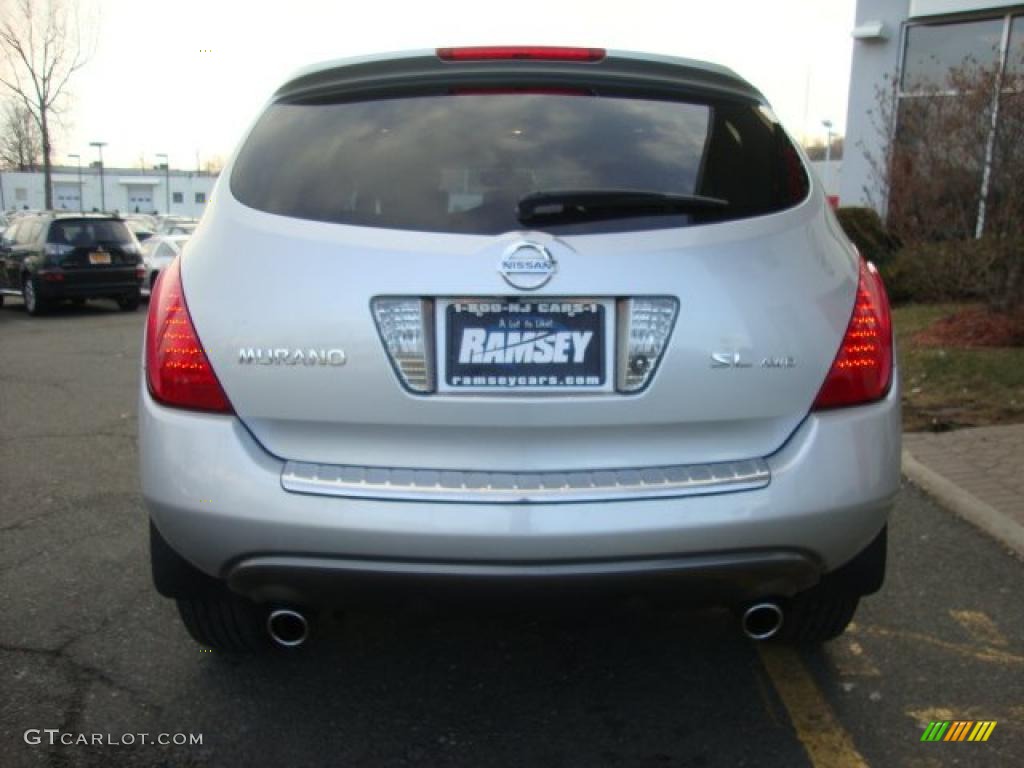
812;258;893;410
437;46;606;62
145;257;232;413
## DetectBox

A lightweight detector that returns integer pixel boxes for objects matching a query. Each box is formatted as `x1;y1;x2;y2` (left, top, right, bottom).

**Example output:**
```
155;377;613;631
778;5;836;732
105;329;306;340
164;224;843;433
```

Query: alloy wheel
23;279;36;314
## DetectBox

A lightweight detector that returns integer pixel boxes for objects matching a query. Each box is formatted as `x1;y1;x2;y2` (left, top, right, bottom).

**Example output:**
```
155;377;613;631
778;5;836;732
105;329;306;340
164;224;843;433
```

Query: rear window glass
231;92;809;235
49;220;133;247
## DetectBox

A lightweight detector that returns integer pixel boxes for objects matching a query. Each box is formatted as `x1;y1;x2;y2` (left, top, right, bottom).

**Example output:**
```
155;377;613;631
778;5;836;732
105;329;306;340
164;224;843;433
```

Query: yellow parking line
908;707;956;728
759;646;869;768
855;625;1024;665
828;637;881;677
949;610;1009;648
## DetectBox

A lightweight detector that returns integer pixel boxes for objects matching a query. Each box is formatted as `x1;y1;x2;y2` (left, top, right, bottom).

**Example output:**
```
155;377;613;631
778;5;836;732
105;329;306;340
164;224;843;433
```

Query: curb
902;448;1024;560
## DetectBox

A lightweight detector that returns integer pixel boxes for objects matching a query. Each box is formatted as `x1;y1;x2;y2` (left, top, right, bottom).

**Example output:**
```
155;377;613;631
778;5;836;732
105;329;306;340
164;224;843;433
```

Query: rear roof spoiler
274;49;766;105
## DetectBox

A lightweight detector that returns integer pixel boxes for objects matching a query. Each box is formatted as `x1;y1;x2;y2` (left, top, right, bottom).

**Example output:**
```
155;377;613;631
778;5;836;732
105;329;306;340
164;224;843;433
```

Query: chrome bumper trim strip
281;458;770;503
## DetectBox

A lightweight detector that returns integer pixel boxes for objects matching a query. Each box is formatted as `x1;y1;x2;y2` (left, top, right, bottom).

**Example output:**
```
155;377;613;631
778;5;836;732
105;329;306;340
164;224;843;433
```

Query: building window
1007;15;1024;77
172;192;183;204
195;192;206;204
894;13;1024;237
901;18;1004;91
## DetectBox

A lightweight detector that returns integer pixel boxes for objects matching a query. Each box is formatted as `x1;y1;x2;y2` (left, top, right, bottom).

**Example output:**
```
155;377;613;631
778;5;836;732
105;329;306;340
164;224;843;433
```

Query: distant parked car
0;213;144;314
141;234;189;296
123;213;157;241
138;213;159;229
154;216;197;236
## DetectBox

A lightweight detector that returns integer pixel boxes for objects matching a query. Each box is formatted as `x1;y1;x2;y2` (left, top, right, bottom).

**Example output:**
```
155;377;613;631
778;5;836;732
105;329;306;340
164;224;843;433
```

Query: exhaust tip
267;609;309;648
742;602;784;640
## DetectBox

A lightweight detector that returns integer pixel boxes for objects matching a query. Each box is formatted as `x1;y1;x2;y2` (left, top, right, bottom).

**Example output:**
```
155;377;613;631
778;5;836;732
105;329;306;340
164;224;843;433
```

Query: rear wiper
517;189;729;225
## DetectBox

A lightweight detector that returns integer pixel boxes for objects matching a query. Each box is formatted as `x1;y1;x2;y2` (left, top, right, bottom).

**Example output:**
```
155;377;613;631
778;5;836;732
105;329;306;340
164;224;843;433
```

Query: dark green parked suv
0;213;144;315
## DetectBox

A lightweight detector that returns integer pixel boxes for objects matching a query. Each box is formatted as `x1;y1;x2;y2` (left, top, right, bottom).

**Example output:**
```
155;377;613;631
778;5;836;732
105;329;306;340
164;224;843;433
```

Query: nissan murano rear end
139;47;900;652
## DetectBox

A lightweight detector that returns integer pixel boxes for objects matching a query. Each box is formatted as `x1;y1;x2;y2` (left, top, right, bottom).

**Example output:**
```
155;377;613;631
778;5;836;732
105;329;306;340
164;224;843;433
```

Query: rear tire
772;525;886;644
774;585;860;645
22;277;48;316
176;593;270;653
150;521;269;653
118;293;141;311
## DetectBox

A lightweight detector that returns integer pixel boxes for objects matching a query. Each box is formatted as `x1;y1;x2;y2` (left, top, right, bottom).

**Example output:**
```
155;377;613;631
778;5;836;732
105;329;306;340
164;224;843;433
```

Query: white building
0;165;218;218
841;0;1024;211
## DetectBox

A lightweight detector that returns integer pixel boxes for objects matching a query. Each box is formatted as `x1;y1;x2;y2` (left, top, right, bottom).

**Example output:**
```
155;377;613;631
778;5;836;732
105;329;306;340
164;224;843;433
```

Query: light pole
68;154;83;212
156;153;170;214
821;120;834;200
90;141;107;211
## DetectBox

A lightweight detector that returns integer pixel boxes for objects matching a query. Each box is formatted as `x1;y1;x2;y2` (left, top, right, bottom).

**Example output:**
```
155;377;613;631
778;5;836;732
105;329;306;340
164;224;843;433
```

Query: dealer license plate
441;299;610;392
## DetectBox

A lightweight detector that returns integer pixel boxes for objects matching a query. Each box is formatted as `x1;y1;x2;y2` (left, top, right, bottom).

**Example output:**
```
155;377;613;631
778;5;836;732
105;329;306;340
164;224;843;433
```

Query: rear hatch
183;52;857;471
49;218;140;283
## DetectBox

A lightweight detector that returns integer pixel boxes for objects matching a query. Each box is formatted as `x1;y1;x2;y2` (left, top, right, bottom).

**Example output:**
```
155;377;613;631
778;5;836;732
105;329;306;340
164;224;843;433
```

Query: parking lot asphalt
1;298;1022;768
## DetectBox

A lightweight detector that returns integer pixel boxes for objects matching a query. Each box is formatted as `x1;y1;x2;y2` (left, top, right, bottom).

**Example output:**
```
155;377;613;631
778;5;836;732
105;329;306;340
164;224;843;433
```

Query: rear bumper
226;550;821;606
37;273;141;299
140;375;901;599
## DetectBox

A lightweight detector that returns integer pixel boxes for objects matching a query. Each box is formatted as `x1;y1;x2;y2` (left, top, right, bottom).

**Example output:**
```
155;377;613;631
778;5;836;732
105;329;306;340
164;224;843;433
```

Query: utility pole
156;153;170;213
90;141;107;211
821;120;834;200
68;154;83;211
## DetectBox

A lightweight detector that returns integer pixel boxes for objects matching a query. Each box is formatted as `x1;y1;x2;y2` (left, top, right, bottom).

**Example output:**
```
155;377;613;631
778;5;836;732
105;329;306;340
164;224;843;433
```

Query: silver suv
140;47;900;652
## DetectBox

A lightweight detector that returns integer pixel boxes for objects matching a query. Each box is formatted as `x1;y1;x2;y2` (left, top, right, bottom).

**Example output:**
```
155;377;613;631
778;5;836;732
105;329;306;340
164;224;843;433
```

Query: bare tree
864;57;1024;311
0;0;92;209
0;97;41;170
203;154;225;175
803;135;844;162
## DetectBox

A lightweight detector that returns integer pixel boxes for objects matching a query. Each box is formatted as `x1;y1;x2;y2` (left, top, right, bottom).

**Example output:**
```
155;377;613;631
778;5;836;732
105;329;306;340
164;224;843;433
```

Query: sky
53;0;856;170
